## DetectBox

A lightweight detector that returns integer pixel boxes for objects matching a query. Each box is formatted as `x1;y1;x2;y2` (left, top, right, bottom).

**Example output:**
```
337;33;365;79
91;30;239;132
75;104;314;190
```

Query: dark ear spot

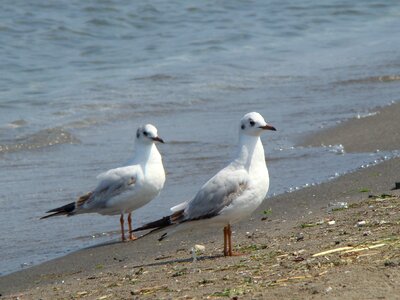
136;129;140;138
241;124;245;130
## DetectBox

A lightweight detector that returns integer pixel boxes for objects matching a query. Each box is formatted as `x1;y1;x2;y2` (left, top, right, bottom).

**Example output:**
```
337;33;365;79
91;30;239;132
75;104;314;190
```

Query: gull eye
249;120;255;127
143;131;148;137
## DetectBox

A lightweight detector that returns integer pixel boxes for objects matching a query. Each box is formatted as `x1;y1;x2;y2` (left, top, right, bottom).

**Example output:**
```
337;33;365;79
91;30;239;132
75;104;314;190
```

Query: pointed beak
152;136;165;143
259;124;277;131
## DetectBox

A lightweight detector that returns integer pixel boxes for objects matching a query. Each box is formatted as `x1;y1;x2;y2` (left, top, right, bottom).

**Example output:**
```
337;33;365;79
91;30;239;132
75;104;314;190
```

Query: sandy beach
1;102;399;299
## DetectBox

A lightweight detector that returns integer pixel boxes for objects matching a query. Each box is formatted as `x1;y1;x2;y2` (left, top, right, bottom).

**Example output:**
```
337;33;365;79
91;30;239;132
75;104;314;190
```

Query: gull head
136;124;164;144
239;112;276;136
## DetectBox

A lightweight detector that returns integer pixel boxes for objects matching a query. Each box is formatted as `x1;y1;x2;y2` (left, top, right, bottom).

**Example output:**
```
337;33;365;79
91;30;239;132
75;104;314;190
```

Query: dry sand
1;102;399;299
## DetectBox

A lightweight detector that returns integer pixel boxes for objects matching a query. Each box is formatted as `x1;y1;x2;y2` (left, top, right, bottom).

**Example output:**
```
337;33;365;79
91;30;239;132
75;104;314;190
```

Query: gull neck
234;133;266;172
128;142;162;166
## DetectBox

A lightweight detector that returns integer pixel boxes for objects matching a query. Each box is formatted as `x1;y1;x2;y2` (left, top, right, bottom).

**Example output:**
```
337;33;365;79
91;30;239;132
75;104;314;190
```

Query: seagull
41;124;166;242
133;112;276;256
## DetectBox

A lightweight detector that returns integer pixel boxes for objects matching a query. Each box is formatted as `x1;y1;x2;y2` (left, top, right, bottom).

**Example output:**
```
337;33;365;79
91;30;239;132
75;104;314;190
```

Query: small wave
356;112;378;119
71;231;116;241
186;6;202;13
6;119;28;129
52;25;97;38
336;75;400;85
168;140;202;145
67;117;105;129
332;9;368;16
0;25;12;32
86;18;113;26
207;83;254;91
83;6;119;13
79;102;138;111
190;39;223;46
155;98;213;109
327;144;346;155
138;4;160;14
133;74;177;81
0;127;80;154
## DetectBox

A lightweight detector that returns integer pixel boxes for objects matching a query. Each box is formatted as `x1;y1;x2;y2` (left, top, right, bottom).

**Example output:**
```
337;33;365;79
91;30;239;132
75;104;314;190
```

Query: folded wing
182;167;249;221
133;166;249;233
80;166;140;210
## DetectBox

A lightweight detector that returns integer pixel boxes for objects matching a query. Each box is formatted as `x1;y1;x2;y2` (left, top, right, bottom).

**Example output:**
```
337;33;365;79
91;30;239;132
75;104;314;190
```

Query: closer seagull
133;112;276;256
41;124;166;242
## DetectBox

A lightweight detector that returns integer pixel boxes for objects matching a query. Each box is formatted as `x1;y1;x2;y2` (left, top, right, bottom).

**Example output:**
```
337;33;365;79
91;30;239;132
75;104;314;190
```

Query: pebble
356;221;366;227
328;202;348;212
194;244;205;252
296;233;304;241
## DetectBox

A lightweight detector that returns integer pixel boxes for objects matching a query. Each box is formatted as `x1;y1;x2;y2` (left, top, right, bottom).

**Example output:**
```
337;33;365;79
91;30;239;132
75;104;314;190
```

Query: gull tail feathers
40;202;75;219
41;192;91;219
133;225;172;241
132;216;172;232
131;209;184;240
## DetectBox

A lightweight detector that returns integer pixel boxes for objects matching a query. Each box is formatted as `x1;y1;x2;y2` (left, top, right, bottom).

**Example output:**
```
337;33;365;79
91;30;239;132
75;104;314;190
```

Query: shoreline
1;102;399;298
299;102;400;153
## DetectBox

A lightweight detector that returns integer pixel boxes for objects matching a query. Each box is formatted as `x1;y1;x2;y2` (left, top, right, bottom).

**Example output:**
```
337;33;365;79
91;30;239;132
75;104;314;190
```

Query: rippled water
1;0;400;275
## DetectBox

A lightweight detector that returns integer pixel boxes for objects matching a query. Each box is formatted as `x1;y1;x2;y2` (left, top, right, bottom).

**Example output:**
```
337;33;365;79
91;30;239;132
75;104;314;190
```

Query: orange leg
227;224;233;256
128;213;137;241
120;214;126;242
223;226;229;256
227;224;244;256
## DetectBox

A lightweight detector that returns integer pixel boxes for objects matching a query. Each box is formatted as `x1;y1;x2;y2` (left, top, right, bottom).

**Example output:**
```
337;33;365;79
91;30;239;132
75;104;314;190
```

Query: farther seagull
133;112;275;256
41;124;166;242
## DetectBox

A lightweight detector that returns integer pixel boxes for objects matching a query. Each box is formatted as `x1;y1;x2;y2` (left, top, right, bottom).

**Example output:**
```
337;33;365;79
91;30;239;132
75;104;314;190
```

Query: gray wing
77;166;139;210
182;167;249;221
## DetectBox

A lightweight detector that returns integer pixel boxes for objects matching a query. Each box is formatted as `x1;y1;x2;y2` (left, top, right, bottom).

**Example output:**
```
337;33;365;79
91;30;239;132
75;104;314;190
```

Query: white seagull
41;124;166;242
133;112;276;256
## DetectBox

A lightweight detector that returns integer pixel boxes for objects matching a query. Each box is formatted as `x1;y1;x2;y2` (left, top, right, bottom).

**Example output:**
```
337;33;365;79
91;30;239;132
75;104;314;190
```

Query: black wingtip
158;233;167;241
132;216;172;232
41;202;75;219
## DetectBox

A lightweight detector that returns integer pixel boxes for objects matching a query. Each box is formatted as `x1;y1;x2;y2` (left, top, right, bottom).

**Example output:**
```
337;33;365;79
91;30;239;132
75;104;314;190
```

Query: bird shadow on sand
83;239;125;250
131;254;224;269
82;232;161;250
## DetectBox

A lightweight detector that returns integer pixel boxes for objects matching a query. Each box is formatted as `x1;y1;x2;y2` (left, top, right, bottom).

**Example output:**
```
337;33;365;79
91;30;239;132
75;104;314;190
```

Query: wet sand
300;102;400;153
1;102;399;299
